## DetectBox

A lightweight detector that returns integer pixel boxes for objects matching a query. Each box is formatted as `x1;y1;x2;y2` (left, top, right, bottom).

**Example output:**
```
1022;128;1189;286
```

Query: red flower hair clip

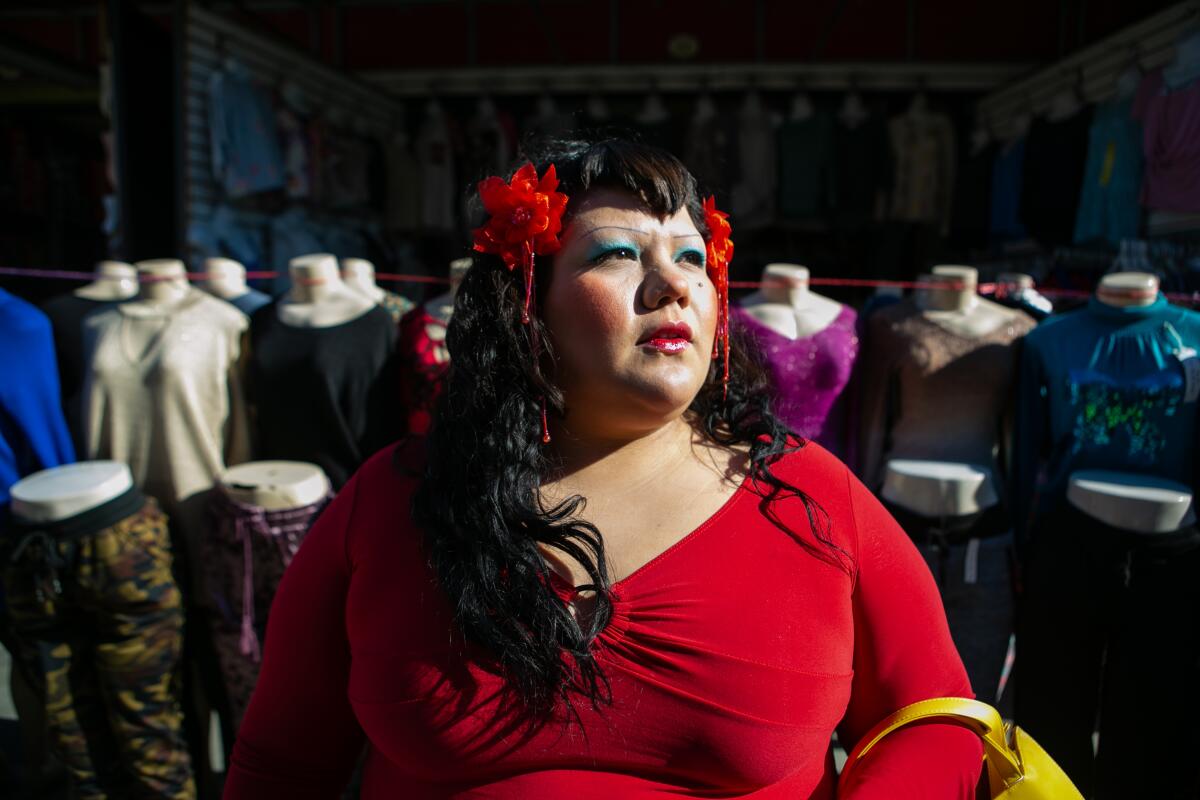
703;196;734;400
472;163;568;324
472;162;569;444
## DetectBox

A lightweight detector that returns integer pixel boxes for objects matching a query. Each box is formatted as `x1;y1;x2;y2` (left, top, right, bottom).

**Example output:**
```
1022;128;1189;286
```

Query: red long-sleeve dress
224;439;982;798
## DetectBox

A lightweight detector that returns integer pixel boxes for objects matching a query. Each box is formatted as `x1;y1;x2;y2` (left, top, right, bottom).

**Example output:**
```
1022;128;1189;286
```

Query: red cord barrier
2;266;1197;305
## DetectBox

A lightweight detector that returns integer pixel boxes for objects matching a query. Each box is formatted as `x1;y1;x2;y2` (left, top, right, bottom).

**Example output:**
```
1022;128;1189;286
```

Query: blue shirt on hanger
1012;294;1200;541
209;64;285;198
0;289;75;514
1073;98;1144;245
989;137;1028;242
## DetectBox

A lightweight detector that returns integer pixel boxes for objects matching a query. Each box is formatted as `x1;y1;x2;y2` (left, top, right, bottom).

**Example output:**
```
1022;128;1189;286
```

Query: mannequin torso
917;265;1020;339
219;461;330;511
739;264;843;339
10;461;133;523
202;257;250;300
1067;470;1194;533
125;259;191;312
76;261;137;302
278;254;374;328
882;460;998;518
341;257;386;304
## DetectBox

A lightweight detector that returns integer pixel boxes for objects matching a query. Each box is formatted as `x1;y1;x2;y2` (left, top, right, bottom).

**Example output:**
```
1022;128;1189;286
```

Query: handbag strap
838;697;1023;793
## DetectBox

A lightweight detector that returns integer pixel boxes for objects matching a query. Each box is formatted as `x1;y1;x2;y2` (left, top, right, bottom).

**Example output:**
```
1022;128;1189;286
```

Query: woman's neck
544;416;698;496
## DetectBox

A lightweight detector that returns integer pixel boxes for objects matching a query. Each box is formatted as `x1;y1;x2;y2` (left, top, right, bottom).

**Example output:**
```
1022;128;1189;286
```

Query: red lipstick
639;322;693;353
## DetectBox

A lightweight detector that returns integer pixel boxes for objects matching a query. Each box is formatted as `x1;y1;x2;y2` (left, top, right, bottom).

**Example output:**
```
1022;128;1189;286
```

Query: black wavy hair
411;137;848;723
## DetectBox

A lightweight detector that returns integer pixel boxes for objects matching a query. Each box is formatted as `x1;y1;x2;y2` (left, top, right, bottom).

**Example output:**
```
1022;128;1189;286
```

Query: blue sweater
1012;294;1200;541
0;289;75;514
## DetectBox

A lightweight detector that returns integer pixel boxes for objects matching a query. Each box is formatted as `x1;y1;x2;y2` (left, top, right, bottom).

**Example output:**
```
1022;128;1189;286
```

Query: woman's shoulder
336;436;426;549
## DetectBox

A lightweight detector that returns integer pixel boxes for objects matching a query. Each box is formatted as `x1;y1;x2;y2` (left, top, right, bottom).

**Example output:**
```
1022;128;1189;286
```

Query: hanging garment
950;143;995;251
858;299;1036;491
207;65;285;199
248;303;399;489
415;113;458;233
1016;502;1200;799
203;487;332;729
396;306;450;436
776;112;836;223
1;289;75;513
1011;294;1200;541
684;114;736;200
275;106;311;199
1073;98;1144;244
40;292;114;456
1134;68;1200;214
734;306;859;457
385;136;421;232
82;289;250;514
989;138;1028;242
887;112;957;231
2;488;194;799
731;107;778;230
832;117;892;231
1020;108;1094;246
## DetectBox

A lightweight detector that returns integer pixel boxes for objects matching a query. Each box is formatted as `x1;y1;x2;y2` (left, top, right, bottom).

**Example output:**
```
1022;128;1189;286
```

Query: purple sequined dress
735;305;859;457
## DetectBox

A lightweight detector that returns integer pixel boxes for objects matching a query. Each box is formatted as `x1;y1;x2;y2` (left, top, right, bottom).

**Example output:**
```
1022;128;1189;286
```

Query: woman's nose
641;257;691;310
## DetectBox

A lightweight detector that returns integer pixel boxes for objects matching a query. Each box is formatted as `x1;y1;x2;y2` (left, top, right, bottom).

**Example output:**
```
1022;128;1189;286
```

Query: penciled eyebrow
577;225;704;240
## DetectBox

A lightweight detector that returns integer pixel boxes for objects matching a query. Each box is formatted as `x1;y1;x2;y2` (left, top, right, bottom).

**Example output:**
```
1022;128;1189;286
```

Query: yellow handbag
837;697;1084;799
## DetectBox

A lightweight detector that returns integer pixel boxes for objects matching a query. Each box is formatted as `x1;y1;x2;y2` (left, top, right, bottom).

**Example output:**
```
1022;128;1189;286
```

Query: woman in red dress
224;138;981;798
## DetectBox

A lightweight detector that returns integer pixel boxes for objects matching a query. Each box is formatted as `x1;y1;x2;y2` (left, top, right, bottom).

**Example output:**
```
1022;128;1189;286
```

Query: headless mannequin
219;461;329;511
341;257;386;304
201;257;249;300
127;258;191;310
277;253;374;329
10;461;133;524
739;264;843;339
76;261;137;302
885;265;1020;515
789;92;813;121
917;265;1017;339
1067;272;1195;532
637;92;670;124
839;91;868;128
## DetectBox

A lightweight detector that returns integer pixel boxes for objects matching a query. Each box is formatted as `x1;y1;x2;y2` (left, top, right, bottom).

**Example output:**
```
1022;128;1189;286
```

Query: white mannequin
637;92;670;124
128;259;190;310
10;461;133;524
76;260;137;302
789;91;813;121
917;265;1018;339
341;257;386;304
1096;271;1159;308
201;257;249;300
1068;470;1195;534
997;272;1034;293
739;264;843;339
1068;272;1191;531
693;93;717;124
277;253;374;329
882;459;999;518
839;91;868;128
219;461;330;511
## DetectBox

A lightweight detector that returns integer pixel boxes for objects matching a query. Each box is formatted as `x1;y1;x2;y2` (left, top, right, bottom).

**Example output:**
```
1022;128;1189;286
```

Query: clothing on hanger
1134;68;1200;214
1074;98;1144;245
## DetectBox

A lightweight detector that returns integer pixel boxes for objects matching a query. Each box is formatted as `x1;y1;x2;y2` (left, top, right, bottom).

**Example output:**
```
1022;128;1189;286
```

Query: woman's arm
836;470;983;799
223;472;366;798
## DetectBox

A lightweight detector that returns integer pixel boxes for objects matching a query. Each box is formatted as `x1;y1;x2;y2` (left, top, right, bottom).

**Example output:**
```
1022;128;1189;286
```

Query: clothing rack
180;6;405;273
364;62;1030;98
977;0;1198;139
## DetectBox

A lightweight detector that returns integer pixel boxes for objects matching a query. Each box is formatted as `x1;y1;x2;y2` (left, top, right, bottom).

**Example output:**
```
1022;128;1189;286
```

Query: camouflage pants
2;499;196;800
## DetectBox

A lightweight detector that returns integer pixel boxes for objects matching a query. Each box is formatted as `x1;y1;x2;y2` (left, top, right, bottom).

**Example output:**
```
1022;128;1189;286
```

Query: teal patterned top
1012;294;1200;540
